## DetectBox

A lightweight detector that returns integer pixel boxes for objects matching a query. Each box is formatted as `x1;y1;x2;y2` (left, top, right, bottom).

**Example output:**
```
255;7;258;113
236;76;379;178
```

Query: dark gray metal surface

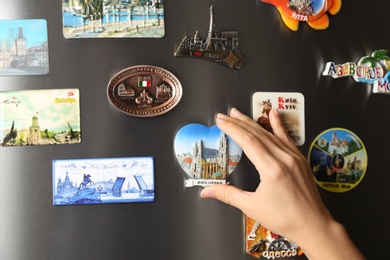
0;0;389;259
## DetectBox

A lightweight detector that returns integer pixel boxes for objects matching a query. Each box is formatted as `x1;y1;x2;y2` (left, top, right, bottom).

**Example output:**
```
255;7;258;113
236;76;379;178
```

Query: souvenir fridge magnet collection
174;5;245;69
0;89;81;146
107;65;182;117
0;19;49;76
323;49;390;94
53;157;154;205
260;0;341;31
62;0;164;39
252;92;305;146
174;124;242;187
308;128;367;193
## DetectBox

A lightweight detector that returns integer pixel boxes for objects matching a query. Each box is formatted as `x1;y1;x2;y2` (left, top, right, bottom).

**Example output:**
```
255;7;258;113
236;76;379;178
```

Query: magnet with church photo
174;124;242;187
0;88;81;146
0;19;49;76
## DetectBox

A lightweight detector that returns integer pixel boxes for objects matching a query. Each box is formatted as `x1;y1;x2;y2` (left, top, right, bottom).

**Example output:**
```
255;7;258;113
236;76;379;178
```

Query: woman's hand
201;108;364;259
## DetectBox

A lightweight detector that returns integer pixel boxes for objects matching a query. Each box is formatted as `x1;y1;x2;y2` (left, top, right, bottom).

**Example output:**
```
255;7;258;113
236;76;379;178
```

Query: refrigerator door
0;0;389;259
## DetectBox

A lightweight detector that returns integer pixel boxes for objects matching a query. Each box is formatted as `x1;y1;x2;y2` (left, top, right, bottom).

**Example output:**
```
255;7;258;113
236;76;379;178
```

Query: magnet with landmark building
174;5;245;69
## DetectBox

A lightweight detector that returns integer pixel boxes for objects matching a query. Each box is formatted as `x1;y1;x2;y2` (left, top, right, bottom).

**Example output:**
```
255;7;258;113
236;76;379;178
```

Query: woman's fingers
268;109;300;153
215;112;277;173
229;108;298;155
216;108;299;173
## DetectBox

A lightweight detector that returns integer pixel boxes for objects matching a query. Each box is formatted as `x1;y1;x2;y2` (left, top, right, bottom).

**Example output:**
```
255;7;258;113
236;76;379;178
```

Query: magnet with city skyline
0;88;81;146
53;157;155;205
62;0;164;39
174;124;242;187
174;5;245;69
0;19;49;76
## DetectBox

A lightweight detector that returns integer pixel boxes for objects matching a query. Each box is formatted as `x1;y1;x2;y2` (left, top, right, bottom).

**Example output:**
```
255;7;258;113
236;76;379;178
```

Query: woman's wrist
297;219;364;260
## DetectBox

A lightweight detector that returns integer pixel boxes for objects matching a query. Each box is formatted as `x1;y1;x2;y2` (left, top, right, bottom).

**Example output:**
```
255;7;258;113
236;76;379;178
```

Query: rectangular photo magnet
0;19;49;76
53;157;155;205
252;92;305;146
62;0;165;38
0;88;81;146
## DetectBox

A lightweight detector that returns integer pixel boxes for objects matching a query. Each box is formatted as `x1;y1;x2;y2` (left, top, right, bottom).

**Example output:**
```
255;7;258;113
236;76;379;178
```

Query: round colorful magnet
174;124;242;187
308;128;367;193
260;0;342;31
107;65;182;117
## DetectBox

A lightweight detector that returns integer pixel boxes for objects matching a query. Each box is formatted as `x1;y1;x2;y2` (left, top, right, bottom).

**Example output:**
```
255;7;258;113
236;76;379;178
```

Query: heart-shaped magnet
174;124;243;187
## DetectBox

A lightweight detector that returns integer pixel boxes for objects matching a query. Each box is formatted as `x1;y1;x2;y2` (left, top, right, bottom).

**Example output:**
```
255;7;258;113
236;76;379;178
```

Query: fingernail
200;188;215;198
230;107;242;118
216;113;228;123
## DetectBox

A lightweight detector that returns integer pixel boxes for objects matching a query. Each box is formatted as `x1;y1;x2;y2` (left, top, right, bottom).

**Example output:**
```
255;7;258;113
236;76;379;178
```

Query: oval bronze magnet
107;65;183;117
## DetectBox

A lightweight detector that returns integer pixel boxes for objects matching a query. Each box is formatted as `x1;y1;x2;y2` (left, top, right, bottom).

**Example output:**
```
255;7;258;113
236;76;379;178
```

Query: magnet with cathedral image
0;88;81;146
174;124;242;187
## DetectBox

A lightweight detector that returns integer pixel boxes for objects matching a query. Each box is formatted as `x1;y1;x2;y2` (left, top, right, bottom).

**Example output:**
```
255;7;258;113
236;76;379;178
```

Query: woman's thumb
200;184;250;211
